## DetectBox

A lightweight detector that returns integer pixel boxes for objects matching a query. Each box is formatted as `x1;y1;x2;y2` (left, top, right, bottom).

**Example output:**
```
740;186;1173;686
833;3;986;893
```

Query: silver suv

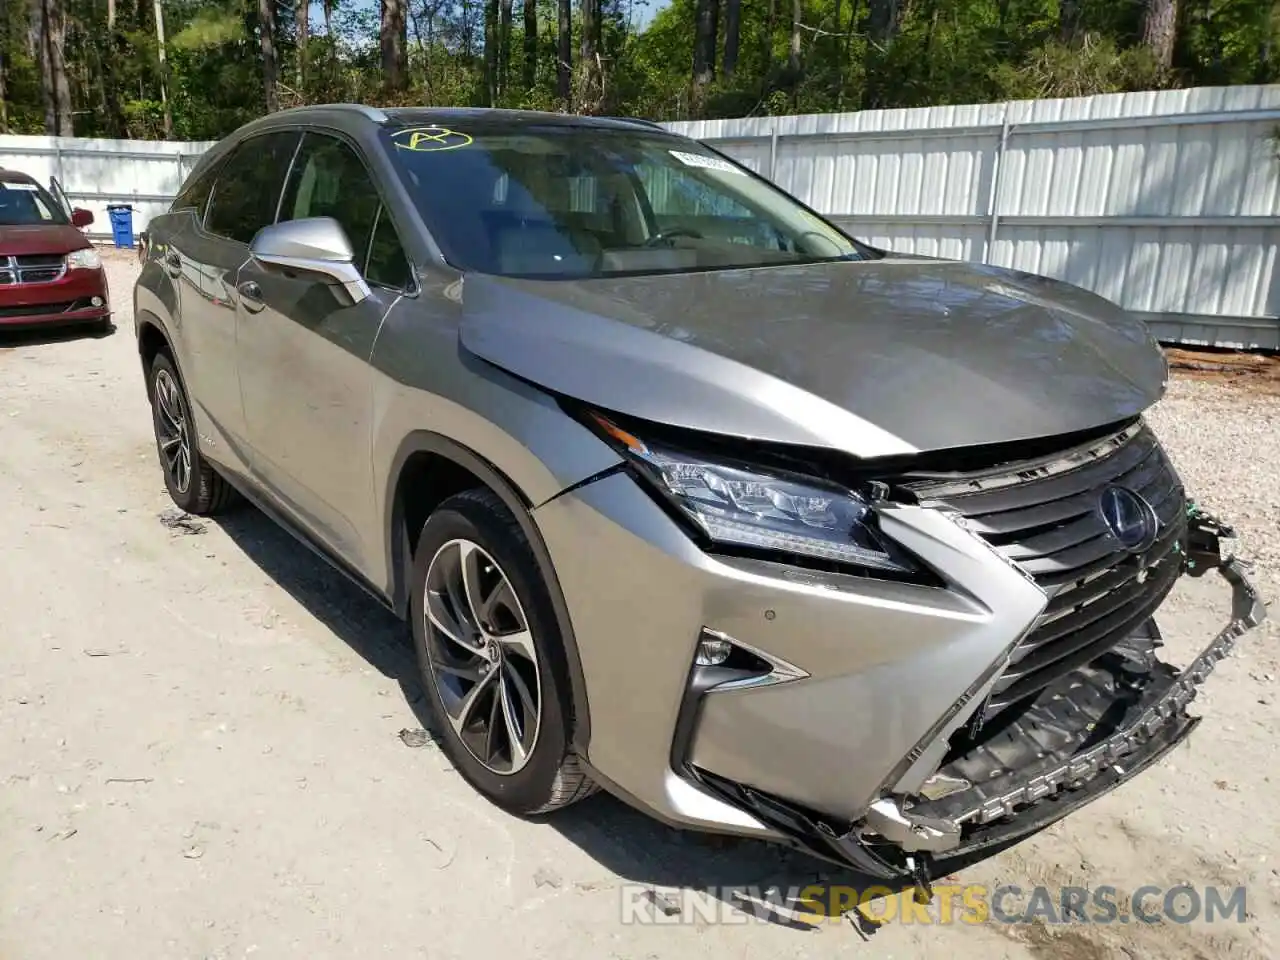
134;105;1264;891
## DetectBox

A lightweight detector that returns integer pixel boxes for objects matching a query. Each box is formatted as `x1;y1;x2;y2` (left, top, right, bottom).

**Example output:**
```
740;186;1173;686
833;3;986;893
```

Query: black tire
148;350;237;516
410;488;596;816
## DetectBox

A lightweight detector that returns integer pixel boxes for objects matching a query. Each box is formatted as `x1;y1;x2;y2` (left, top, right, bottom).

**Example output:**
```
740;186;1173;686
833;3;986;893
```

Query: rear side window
204;131;301;244
280;132;411;289
170;163;218;221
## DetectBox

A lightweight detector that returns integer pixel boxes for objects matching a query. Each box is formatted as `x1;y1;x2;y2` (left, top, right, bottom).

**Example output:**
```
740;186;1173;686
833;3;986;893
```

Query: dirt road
2;252;1277;959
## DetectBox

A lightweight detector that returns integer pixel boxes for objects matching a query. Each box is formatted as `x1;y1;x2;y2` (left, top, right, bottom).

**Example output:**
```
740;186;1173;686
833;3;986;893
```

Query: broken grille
906;420;1188;718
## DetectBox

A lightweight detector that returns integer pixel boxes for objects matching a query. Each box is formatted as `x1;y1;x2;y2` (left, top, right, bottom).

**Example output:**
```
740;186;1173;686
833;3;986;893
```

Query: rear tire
148;350;237;516
410;488;596;816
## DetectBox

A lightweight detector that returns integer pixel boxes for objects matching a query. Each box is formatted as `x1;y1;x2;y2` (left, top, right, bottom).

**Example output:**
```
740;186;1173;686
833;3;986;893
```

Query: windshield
381;123;866;279
0;179;68;226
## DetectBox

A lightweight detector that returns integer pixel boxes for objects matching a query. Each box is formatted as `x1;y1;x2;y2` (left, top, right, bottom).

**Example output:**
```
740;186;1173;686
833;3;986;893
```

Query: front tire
410;488;595;816
148;351;236;515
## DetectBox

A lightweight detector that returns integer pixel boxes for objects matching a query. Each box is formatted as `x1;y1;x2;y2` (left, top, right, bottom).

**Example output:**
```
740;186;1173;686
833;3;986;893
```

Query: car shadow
212;501;1020;931
0;320;115;347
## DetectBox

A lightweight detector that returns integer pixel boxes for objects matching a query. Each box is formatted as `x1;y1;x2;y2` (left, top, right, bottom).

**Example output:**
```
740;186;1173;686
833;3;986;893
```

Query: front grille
0;254;66;286
903;420;1187;717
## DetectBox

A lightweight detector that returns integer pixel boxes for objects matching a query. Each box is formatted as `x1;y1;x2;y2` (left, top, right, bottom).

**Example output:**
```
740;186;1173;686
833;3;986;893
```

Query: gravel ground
0;250;1277;959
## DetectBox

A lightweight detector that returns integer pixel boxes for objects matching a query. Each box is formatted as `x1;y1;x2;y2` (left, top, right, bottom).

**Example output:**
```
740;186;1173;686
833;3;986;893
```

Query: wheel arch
385;431;592;754
135;311;177;394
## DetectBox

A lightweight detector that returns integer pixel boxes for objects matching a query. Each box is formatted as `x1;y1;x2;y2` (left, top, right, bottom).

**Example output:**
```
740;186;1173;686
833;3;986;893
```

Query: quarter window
279;132;411;290
170;163;219;221
204;131;301;244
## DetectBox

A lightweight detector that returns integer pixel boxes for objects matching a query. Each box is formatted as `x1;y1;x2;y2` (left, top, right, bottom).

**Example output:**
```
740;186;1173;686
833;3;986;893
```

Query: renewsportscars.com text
620;883;1248;926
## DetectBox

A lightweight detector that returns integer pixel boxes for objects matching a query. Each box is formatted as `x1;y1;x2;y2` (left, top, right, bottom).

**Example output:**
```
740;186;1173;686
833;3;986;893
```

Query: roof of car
262;103;676;135
0;169;39;185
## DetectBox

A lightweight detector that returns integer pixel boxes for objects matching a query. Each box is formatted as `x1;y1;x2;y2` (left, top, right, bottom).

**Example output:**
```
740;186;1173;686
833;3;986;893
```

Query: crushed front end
533;413;1265;892
675;420;1266;886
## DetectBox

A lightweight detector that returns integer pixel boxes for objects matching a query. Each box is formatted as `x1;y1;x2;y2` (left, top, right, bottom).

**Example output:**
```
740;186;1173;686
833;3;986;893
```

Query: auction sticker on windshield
669;150;745;175
390;126;474;152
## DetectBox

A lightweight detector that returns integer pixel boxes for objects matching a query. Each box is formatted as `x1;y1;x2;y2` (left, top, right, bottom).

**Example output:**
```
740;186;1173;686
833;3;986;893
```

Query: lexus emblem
1098;486;1159;554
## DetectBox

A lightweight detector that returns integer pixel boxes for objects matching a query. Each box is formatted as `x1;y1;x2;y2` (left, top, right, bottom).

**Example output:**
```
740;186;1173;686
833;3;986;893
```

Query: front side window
380;123;865;279
0;179;67;226
279;132;411;289
204;131;301;244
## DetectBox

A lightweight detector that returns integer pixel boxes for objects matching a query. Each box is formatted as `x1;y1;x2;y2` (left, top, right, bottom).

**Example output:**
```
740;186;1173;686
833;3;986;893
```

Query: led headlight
590;414;915;574
65;248;102;270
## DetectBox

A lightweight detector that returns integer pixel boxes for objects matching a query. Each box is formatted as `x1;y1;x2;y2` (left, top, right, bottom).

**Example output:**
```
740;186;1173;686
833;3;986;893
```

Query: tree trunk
1140;0;1179;70
296;0;309;92
866;0;899;43
579;0;602;110
722;0;740;78
31;0;74;136
863;0;901;107
556;0;571;103
483;0;496;104
1059;0;1083;42
522;0;537;89
0;35;8;134
692;0;715;100
499;0;512;96
101;0;124;134
788;0;801;73
381;0;407;91
762;0;775;77
151;0;172;136
323;0;333;35
258;0;279;113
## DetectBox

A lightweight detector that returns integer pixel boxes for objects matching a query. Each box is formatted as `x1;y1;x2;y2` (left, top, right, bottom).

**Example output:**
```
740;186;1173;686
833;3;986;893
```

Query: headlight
590;414;917;574
66;248;101;270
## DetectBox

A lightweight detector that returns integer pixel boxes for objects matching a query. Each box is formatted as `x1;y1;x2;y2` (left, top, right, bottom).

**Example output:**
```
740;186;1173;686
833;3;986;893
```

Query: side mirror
249;217;371;305
71;208;94;228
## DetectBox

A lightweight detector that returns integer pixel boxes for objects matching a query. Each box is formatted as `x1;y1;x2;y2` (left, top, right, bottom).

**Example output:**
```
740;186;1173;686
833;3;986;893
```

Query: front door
48;176;72;218
236;131;414;574
177;130;301;466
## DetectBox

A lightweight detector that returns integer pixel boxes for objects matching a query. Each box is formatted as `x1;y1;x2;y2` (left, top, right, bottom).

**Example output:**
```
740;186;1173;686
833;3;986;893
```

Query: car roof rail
605;116;668;130
269;103;390;123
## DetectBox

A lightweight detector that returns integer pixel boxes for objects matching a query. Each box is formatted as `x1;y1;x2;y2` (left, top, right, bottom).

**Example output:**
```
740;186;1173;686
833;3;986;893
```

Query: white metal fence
0;134;216;243
3;84;1277;348
667;85;1280;349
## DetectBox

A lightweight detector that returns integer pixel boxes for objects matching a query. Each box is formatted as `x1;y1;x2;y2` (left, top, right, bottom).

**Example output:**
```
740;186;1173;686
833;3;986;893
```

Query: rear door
177;130;301;467
236;130;413;572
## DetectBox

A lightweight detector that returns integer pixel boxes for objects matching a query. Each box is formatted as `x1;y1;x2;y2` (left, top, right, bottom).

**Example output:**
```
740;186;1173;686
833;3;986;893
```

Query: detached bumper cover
864;508;1264;861
697;509;1265;879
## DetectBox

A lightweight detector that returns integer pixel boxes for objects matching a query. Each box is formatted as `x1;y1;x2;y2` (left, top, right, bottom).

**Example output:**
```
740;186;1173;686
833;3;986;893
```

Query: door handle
237;280;265;313
163;251;182;277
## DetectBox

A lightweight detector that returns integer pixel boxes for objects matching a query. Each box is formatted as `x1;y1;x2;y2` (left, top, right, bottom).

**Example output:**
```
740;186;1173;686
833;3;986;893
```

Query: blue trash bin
107;204;135;249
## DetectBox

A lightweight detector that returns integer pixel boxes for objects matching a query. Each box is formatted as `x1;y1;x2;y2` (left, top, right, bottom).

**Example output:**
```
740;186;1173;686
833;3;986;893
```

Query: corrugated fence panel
668;84;1280;348
0;134;217;238
4;87;1277;346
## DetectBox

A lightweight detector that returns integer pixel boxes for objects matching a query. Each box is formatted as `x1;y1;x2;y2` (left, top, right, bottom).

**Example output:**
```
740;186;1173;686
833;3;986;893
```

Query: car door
175;131;301;467
48;176;73;219
236;130;414;573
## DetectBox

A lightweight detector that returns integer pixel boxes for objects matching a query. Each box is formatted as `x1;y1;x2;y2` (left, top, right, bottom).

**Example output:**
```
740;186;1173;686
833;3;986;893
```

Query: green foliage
2;0;1278;140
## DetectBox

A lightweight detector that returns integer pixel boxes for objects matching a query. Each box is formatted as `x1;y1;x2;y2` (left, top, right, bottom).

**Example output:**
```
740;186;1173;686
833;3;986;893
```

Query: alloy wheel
153;368;192;495
423;538;542;775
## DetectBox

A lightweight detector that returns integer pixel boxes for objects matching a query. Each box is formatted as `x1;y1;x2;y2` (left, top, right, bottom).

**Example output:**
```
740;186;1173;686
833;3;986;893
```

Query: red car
0;169;111;332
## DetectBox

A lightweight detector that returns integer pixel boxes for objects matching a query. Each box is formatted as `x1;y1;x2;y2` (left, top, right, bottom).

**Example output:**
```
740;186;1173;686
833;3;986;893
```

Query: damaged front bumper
697;509;1266;884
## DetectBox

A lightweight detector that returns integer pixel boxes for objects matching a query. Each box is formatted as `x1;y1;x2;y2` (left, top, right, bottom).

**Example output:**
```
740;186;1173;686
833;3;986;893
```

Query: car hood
0;223;89;256
458;258;1168;458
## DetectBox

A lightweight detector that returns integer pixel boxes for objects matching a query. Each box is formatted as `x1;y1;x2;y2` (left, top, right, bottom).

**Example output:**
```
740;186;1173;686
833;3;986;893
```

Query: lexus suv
133;105;1264;890
0;169;111;332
